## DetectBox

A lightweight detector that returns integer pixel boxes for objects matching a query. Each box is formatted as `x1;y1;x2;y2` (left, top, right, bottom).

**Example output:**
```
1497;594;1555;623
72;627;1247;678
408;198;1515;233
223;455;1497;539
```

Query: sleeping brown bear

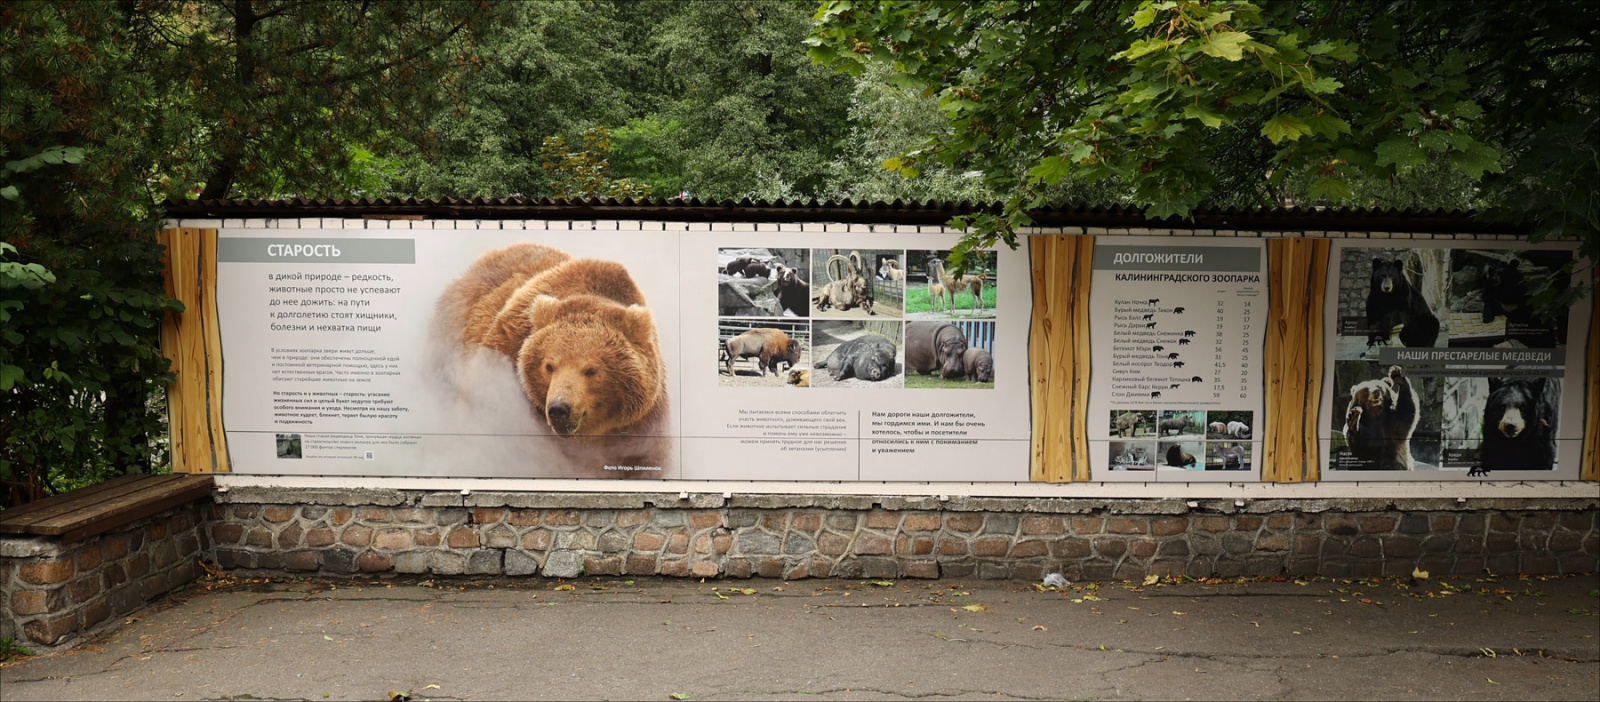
434;243;670;472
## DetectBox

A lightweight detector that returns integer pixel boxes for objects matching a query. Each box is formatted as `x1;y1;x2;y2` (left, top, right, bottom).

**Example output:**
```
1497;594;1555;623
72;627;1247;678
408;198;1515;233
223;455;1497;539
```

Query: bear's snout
1496;407;1525;438
547;400;578;435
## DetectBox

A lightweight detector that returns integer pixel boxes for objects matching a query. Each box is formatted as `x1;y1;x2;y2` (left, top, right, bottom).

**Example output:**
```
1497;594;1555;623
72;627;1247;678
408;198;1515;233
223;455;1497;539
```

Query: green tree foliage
0;1;496;505
1;5;181;504
809;0;1598;287
415;0;853;201
402;0;651;198
540;127;654;199
143;0;498;200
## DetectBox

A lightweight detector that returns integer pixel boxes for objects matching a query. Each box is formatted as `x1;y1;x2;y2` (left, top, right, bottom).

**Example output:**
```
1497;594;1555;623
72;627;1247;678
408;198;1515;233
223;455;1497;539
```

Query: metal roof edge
161;198;1527;235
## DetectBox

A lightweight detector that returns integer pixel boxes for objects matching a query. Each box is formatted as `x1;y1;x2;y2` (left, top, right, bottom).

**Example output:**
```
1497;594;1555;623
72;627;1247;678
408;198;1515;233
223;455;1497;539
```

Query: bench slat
51;477;215;543
0;474;170;530
22;475;212;536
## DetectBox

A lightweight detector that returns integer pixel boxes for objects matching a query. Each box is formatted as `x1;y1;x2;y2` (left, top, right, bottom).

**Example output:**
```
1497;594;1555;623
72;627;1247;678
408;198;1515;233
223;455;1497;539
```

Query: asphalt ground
3;571;1597;701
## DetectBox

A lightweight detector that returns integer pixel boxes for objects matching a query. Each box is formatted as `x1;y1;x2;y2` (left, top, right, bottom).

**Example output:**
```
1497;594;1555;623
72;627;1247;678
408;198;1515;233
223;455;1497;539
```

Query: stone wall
207;489;1599;582
0;503;209;651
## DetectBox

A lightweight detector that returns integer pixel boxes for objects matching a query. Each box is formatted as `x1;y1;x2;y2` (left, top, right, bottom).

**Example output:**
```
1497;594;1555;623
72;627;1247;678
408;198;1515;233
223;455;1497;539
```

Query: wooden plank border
1263;238;1330;482
1029;235;1094;482
159;227;230;474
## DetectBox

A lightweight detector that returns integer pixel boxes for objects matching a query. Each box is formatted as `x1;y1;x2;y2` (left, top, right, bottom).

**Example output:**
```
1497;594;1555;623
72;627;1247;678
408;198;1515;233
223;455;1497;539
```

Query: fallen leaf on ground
963;604;986;612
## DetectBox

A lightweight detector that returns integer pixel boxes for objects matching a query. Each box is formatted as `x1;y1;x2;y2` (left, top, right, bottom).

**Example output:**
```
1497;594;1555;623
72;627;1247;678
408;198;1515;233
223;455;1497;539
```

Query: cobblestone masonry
206;491;1599;582
0;503;209;651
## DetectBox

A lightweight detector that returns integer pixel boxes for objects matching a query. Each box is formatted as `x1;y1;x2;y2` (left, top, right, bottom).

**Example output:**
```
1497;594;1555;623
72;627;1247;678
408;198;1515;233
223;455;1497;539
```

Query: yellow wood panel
1262;240;1292;481
1281;240;1311;482
1068;235;1094;481
1027;235;1090;482
1044;236;1076;482
1263;238;1326;483
1300;239;1331;482
1584;292;1599;481
1029;236;1053;481
159;228;228;474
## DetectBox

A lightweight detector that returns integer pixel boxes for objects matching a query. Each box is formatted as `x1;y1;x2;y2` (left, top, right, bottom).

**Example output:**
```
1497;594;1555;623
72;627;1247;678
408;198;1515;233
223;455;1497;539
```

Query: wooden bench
0;474;214;543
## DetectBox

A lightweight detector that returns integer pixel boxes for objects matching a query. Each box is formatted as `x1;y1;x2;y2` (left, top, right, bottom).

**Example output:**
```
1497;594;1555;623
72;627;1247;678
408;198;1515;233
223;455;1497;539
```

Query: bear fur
1480;257;1527;323
433;243;670;474
1365;258;1440;347
1226;421;1251;439
1478;376;1559;473
775;266;810;317
1341;365;1419;470
724;256;754;277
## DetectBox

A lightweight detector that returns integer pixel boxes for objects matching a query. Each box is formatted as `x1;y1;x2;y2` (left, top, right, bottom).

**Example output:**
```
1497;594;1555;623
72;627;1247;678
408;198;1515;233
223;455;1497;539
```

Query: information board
1317;240;1590;480
1085;237;1268;481
215;224;1033;481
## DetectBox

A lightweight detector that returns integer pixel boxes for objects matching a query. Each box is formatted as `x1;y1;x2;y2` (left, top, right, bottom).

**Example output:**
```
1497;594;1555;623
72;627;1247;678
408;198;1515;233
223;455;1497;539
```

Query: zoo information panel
1085;237;1268;482
214;224;1033;481
1317;239;1590;481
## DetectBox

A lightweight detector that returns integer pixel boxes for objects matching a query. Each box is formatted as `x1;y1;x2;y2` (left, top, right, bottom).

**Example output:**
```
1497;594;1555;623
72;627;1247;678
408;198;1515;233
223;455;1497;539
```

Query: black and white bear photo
1477;375;1561;473
1447;249;1573;349
1439;376;1489;470
1335;248;1447;360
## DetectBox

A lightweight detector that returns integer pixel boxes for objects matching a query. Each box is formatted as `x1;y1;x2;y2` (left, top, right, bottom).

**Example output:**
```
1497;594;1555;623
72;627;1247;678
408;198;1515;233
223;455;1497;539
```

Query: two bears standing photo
1329;246;1572;474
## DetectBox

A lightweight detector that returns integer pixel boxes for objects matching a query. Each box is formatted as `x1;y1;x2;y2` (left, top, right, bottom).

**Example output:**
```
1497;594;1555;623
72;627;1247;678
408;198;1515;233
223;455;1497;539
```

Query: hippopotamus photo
904;321;968;379
962;347;994;382
815;334;898;381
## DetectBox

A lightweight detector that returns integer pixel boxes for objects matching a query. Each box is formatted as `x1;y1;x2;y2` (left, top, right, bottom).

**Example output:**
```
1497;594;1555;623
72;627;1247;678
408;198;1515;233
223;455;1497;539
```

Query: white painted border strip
213;474;1597;500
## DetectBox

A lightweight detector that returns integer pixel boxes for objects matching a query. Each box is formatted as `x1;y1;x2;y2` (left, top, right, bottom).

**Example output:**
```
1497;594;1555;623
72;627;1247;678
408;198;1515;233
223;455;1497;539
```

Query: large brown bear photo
431;243;671;477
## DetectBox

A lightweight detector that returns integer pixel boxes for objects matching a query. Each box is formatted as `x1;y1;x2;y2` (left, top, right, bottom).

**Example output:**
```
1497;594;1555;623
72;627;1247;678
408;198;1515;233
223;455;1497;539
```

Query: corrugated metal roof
163;196;1522;234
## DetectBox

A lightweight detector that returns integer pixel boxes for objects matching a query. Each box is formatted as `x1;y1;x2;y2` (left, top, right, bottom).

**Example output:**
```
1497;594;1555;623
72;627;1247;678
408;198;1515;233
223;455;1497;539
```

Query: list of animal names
1086;240;1269;479
1105;292;1259;404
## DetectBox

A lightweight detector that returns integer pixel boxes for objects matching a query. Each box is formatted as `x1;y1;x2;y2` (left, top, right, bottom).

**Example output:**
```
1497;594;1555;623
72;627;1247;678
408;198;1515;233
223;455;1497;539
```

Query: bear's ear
1371;257;1384;266
619;304;656;348
528;294;564;329
1487;377;1503;393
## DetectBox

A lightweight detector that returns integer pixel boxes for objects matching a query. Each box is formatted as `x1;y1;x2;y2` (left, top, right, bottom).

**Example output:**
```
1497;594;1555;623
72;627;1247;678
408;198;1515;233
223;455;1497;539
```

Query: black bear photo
1365;257;1441;348
1447;249;1573;349
1481;257;1527;323
1479;376;1560;472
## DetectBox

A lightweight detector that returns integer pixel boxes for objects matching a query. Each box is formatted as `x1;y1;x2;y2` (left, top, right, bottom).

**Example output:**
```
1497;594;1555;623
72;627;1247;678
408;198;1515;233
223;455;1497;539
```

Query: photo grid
1106;409;1254;472
1326;246;1571;474
716;248;1001;390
